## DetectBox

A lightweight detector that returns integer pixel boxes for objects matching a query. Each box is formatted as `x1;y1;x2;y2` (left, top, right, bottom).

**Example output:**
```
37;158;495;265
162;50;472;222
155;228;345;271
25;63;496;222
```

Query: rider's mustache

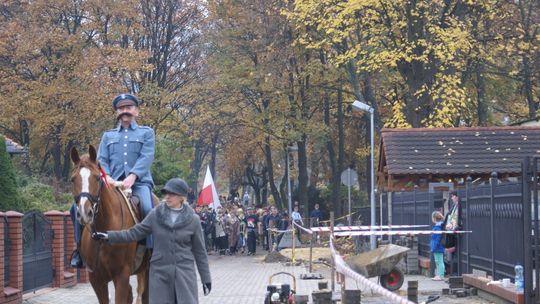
116;112;134;121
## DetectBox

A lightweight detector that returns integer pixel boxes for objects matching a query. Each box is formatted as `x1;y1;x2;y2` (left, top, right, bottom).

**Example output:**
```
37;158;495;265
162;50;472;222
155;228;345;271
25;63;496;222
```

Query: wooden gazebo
3;136;26;155
377;126;540;191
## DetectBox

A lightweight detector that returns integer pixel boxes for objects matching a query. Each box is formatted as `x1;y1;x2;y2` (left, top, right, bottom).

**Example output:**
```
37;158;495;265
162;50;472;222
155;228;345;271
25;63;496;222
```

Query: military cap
112;93;140;110
161;178;190;197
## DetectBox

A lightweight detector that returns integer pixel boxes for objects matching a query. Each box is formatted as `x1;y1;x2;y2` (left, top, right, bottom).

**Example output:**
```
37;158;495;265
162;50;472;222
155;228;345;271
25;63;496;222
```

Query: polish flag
197;166;221;209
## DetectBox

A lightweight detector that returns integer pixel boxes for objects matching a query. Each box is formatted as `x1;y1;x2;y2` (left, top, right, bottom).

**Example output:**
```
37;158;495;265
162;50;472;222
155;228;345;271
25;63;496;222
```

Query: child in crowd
430;211;445;281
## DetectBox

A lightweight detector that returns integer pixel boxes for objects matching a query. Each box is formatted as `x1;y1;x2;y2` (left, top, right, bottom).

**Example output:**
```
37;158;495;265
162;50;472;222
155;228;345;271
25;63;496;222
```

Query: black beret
112;94;139;109
161;178;190;197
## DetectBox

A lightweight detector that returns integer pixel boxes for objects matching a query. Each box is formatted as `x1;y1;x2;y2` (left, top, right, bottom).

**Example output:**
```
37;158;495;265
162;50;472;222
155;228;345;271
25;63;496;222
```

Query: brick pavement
22;250;493;304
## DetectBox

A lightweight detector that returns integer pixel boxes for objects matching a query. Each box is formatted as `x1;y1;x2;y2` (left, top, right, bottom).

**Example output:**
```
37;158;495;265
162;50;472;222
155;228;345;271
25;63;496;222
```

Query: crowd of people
191;196;324;256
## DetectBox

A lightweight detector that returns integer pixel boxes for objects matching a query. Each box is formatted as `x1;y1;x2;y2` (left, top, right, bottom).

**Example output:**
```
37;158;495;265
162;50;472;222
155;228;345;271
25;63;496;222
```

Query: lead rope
89;176;105;272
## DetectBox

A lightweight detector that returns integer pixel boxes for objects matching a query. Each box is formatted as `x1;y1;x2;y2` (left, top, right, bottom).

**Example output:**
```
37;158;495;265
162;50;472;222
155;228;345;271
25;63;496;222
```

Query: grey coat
108;203;211;304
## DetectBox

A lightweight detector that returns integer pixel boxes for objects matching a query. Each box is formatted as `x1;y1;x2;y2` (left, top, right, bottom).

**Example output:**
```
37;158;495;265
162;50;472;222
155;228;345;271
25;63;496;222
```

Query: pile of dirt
263;251;291;263
333;237;356;257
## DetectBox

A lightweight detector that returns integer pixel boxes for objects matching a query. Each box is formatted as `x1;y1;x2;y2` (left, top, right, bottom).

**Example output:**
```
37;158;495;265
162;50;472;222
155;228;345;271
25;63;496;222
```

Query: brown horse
70;145;152;304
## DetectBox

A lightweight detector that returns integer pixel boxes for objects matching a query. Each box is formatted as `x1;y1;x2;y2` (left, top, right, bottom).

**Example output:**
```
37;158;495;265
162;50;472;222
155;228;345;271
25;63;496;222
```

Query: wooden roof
3;136;26;155
378;126;540;177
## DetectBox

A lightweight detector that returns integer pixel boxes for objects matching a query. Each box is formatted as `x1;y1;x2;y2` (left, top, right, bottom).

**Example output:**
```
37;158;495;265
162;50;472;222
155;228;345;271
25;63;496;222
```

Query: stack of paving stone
341;289;361;304
312;281;332;304
405;238;419;274
442;276;478;297
395;236;419;274
407;280;418;303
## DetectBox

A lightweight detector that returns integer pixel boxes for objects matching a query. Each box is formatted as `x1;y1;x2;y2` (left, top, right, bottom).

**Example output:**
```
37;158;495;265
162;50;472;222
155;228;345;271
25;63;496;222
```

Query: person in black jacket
276;213;290;251
265;206;281;251
445;190;462;276
245;207;259;255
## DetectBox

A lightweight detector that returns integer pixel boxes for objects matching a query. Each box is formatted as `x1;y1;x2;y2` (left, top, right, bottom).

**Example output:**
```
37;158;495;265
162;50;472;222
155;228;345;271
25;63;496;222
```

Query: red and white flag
197;166;221;209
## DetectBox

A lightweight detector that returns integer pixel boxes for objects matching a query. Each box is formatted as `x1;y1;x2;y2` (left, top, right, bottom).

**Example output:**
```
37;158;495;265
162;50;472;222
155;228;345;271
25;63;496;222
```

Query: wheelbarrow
344;244;410;291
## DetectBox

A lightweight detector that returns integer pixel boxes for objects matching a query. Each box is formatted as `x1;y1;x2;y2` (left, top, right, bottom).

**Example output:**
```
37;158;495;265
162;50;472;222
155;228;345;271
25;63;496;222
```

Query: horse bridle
74;166;105;232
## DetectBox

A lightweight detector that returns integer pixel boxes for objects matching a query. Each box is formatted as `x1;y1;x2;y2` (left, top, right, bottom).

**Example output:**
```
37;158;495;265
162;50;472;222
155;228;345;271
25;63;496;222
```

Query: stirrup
70;250;84;268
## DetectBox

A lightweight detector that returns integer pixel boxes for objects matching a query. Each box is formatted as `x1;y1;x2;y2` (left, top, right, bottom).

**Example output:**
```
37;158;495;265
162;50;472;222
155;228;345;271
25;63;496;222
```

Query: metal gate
521;156;540;304
22;210;53;292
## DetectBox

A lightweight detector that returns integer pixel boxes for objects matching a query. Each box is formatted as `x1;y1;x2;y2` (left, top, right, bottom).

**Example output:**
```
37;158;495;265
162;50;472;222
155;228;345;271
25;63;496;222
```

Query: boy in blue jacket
430;211;445;280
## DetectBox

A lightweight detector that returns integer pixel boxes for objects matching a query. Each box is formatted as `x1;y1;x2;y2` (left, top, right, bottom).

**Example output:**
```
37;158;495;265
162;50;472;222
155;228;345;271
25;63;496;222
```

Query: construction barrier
329;235;416;304
310;224;430;233
334;230;472;237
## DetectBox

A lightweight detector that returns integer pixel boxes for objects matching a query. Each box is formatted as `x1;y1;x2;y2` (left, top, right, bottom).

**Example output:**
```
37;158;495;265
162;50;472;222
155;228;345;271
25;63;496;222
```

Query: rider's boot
70;227;84;268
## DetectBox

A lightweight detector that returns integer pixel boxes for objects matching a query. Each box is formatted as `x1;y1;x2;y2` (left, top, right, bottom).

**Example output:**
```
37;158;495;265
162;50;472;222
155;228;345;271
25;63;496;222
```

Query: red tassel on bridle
99;166;109;188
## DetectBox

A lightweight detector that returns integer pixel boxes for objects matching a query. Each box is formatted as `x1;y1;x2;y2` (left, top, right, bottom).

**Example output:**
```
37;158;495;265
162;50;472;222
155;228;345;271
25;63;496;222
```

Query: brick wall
0;212;23;304
0;210;87;304
0;212;5;297
62;211;89;283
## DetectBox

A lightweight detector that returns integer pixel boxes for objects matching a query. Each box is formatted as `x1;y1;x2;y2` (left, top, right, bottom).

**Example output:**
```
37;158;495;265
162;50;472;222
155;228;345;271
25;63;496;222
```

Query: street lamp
286;145;298;216
352;100;376;250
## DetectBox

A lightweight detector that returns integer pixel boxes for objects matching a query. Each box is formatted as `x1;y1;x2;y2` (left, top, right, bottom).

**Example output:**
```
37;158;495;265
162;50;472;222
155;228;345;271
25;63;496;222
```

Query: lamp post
286;145;298;216
352;100;376;250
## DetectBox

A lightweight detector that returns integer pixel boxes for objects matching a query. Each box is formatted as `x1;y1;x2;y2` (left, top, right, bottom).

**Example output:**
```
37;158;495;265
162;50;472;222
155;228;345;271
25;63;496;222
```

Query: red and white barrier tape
310;225;430;232
329;236;415;304
334;230;472;237
293;221;313;234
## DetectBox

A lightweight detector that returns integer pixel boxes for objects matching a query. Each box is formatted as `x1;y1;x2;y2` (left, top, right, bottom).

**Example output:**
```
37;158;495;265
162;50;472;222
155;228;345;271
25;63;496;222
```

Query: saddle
117;188;159;224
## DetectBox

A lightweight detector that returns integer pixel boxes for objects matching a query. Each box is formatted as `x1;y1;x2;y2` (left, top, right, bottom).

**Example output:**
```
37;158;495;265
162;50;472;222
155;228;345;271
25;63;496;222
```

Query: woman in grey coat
93;178;211;304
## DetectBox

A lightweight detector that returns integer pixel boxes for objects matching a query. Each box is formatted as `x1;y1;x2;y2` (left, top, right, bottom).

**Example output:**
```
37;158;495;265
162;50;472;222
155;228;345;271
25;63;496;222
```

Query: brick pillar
0;212;5;297
78;268;89;283
45;211;76;288
63;211;79;285
65;211;90;283
1;211;23;304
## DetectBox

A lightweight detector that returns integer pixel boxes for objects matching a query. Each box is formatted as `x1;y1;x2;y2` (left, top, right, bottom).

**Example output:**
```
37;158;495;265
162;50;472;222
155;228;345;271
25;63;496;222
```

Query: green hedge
18;181;70;212
0;136;22;211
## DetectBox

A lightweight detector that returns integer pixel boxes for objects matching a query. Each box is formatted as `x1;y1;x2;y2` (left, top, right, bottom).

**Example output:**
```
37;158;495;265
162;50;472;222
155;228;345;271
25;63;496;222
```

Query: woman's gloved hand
203;282;211;296
92;232;108;240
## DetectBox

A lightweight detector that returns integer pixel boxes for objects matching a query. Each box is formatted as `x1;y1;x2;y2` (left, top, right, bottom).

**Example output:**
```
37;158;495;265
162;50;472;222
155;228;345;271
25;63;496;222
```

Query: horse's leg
136;270;147;304
89;274;110;304
113;271;133;304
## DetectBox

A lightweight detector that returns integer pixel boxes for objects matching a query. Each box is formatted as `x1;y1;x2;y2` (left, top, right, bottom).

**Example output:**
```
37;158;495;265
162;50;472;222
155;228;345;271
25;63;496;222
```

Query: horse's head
70;145;104;226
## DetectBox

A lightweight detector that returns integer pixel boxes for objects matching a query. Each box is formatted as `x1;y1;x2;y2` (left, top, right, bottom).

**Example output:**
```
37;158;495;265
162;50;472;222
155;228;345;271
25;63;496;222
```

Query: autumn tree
0;0;147;181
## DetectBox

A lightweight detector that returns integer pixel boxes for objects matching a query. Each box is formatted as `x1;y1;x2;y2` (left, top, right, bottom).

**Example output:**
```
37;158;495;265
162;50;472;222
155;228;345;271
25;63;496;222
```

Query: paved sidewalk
22;250;493;304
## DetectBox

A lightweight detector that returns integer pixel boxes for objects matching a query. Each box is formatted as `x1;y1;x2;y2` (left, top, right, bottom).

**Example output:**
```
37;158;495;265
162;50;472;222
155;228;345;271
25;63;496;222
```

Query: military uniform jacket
97;121;155;186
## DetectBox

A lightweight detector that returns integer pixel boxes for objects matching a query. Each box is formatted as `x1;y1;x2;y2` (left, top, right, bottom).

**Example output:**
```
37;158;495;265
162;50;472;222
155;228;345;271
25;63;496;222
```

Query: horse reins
74;165;108;238
72;165;106;272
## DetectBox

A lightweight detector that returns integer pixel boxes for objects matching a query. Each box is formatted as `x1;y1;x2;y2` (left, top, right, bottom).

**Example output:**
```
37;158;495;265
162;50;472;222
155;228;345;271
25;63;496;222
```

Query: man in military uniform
70;93;155;268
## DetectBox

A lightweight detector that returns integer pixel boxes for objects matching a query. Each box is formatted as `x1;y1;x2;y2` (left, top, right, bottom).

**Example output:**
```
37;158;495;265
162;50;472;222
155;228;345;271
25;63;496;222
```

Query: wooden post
292;226;296;264
340;272;347;304
330;211;335;292
309;218;314;273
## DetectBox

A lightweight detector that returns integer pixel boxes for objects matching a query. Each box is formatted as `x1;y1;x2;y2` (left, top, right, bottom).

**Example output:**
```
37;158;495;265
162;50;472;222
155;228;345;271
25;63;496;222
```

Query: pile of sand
279;247;332;263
